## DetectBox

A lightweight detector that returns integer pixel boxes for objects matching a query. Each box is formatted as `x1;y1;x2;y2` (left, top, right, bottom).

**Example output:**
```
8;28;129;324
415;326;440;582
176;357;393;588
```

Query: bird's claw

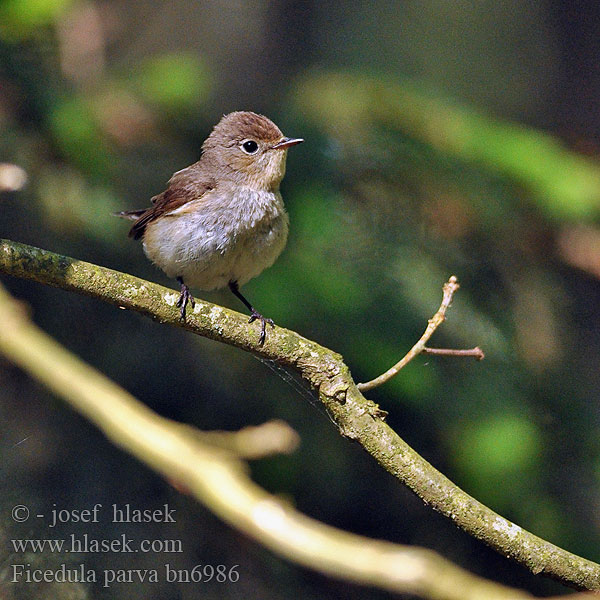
248;310;274;345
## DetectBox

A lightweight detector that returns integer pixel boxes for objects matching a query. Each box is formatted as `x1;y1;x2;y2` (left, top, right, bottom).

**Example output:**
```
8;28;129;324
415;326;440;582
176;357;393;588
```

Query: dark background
2;1;600;598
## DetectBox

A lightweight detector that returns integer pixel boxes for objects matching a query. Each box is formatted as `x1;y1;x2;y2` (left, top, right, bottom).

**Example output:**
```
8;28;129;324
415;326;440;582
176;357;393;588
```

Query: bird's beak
271;137;304;150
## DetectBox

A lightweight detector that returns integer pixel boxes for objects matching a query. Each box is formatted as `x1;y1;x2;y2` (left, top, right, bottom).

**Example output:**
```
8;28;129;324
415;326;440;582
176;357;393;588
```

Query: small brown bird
117;111;303;344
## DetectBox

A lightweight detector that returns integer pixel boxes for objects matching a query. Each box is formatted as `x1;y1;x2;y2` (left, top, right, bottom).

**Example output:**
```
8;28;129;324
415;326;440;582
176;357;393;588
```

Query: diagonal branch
1;238;599;591
0;279;531;600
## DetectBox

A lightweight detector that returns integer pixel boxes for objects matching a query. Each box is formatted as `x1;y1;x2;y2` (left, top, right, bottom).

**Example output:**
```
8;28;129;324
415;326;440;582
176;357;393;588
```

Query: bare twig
178;419;301;459
1;239;599;591
358;276;481;392
422;346;485;359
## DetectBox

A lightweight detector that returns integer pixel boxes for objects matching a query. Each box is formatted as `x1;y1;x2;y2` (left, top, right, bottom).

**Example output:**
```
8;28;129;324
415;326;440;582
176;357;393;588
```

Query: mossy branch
0;280;540;599
1;237;599;591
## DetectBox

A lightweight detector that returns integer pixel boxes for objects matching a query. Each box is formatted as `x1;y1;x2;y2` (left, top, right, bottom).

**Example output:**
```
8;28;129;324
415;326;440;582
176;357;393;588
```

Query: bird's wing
127;164;215;240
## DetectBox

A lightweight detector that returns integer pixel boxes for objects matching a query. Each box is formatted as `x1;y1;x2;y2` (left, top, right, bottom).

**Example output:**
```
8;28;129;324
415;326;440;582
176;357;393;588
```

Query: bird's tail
112;209;146;221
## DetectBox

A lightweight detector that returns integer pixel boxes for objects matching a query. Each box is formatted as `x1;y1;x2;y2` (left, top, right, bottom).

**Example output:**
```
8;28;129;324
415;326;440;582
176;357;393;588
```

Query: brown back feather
128;163;215;240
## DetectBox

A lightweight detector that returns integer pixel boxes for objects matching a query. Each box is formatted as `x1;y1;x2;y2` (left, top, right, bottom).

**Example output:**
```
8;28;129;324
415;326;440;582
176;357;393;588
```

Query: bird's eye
241;140;259;154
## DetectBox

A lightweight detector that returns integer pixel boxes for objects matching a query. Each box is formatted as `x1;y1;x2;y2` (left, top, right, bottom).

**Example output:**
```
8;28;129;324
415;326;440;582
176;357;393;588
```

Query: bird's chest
143;187;288;288
206;187;287;253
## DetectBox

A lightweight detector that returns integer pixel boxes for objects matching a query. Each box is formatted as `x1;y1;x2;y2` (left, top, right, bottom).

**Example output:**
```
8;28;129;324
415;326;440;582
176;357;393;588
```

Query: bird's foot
248;310;274;345
176;278;195;321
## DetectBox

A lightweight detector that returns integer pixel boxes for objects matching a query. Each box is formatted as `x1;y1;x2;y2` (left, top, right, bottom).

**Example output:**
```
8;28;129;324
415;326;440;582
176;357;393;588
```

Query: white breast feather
141;187;289;290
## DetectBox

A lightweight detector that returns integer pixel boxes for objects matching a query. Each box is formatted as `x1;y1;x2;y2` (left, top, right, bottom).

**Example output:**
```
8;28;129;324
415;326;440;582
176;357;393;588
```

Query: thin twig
358;276;471;392
422;346;485;359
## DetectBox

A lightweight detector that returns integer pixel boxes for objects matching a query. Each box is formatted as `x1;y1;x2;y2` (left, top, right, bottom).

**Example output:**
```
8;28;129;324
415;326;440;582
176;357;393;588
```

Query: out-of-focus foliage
0;0;74;39
295;72;600;219
2;2;600;599
132;52;211;111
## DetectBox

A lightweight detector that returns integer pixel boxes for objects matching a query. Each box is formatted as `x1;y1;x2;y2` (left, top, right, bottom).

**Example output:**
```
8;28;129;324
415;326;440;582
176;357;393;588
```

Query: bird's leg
176;277;195;320
229;281;274;345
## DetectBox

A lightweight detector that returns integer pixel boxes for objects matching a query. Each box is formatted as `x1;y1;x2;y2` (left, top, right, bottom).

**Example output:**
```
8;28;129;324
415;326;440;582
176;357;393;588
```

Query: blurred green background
2;1;600;598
